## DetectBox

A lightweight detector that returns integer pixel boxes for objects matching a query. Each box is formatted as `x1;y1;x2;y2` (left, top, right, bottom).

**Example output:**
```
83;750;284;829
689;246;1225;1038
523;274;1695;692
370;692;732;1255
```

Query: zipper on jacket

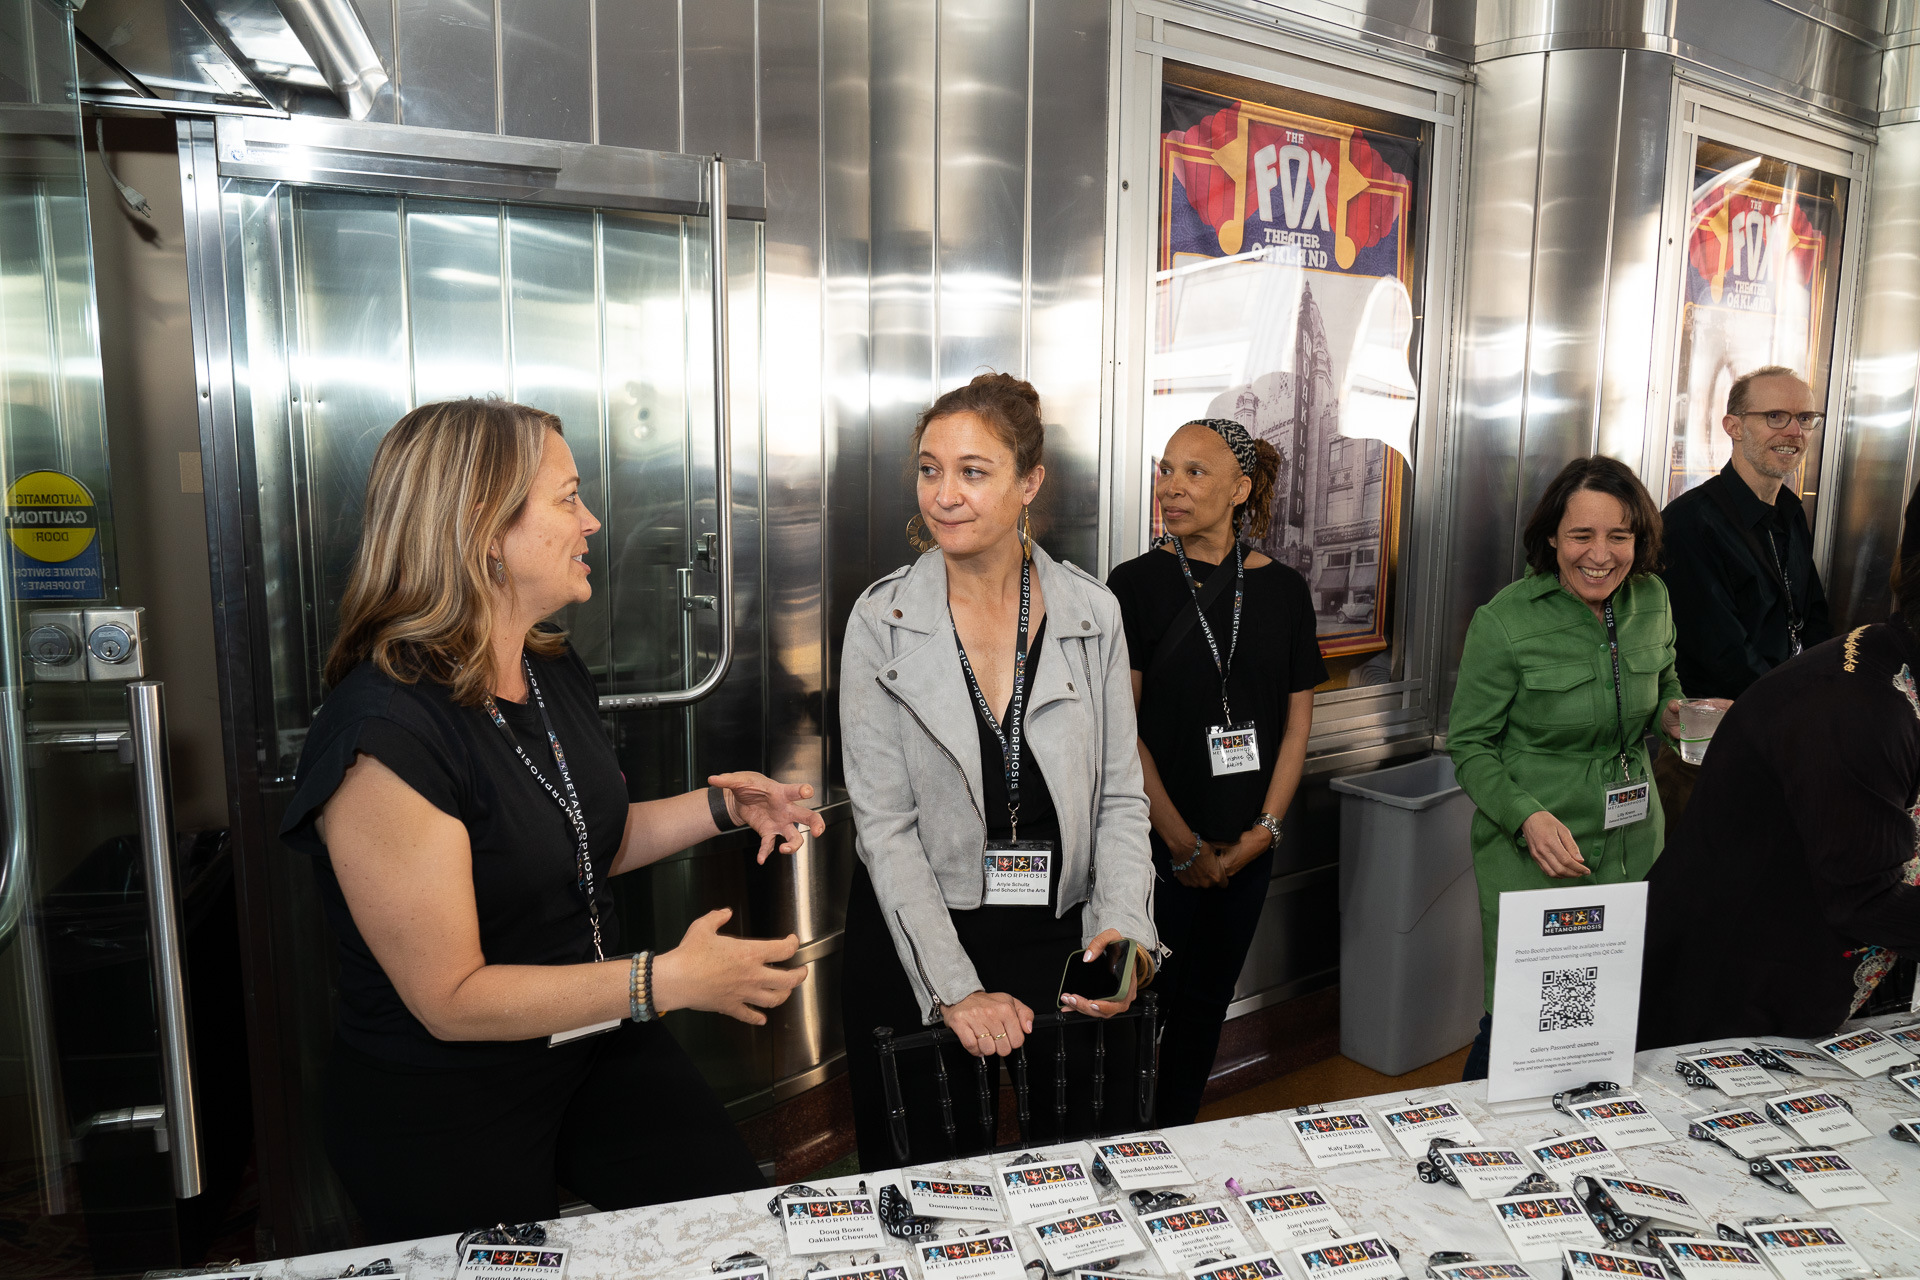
896;908;946;1023
1080;636;1099;895
881;679;990;893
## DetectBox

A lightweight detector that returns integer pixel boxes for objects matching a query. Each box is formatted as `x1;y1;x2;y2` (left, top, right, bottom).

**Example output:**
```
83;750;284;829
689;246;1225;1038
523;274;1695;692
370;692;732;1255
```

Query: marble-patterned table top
253;1030;1920;1280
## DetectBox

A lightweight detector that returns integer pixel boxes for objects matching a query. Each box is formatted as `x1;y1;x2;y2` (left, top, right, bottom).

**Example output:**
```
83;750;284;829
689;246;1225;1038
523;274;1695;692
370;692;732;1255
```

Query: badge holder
456;1224;547;1255
1089;1155;1113;1188
1764;1094;1856;1128
1424;1253;1476;1280
710;1252;769;1274
1552;1081;1627;1117
1888;1059;1920;1081
338;1261;396;1276
1571;1176;1698;1249
1746;1150;1825;1196
1127;1188;1193;1214
1891;1120;1920;1144
1414;1137;1464;1189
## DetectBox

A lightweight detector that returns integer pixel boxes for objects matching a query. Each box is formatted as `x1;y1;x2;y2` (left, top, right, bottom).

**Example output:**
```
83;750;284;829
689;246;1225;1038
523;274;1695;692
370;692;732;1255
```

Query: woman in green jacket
1449;456;1706;1080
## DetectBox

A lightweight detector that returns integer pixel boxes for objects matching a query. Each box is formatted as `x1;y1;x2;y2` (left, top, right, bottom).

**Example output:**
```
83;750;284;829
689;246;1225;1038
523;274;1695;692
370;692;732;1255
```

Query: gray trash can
1329;755;1483;1075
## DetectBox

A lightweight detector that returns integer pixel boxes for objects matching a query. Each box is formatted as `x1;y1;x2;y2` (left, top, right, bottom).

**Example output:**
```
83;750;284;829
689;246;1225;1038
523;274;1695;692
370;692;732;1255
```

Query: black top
975;616;1061;854
280;644;628;1067
1658;462;1832;699
1638;617;1920;1047
1107;546;1328;843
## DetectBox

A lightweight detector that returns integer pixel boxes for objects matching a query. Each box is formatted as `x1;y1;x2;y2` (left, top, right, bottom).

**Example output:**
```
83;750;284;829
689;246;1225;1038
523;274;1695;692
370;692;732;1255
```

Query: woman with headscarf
1637;479;1920;1045
1106;418;1326;1124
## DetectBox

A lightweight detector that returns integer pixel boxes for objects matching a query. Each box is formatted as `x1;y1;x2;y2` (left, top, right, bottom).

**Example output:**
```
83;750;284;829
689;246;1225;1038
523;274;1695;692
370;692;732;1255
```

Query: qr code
1538;967;1599;1032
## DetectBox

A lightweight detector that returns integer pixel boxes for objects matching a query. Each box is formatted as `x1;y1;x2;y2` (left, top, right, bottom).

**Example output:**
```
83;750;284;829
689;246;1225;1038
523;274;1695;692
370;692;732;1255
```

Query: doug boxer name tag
982;843;1052;906
1206;724;1259;776
1601;780;1649;830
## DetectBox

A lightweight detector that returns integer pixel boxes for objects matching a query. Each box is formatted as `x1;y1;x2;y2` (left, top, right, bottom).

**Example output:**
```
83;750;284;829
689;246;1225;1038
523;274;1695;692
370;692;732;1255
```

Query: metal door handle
600;153;736;712
127;681;203;1198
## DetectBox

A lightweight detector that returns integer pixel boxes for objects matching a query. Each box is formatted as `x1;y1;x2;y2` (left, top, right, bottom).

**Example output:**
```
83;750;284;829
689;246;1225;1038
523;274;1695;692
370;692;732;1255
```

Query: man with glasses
1654;367;1832;818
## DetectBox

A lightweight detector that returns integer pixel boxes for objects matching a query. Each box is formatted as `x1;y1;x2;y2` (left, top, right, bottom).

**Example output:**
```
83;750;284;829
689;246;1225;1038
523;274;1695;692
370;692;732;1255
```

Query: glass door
2;1;214;1273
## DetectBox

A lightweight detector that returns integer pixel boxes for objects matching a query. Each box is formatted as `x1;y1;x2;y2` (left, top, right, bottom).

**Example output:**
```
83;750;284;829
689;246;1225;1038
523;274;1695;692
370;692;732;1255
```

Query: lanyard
482;655;605;962
1169;535;1245;723
952;555;1033;838
1600;598;1636;785
1764;527;1804;654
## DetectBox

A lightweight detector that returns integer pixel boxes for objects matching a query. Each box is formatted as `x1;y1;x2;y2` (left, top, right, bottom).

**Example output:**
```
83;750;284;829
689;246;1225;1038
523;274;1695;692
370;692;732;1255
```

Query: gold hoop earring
906;514;935;554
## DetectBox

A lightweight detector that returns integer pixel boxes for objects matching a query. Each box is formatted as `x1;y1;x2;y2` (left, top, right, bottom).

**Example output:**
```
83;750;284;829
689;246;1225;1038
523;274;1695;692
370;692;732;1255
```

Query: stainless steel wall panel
1028;0;1108;570
1594;51;1673;467
822;0;872;767
593;0;682;152
506;205;611;668
760;0;827;789
1830;120;1920;627
683;0;758;160
345;0;399;122
403;200;506;404
935;0;1028;388
1442;53;1542;710
868;0;937;582
290;190;409;638
394;0;496;132
500;0;592;143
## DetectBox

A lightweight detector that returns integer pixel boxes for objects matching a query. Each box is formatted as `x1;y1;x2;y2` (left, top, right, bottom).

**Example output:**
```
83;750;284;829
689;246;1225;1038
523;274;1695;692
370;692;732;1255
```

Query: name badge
1601;780;1649;830
982;842;1052;905
1206;723;1260;776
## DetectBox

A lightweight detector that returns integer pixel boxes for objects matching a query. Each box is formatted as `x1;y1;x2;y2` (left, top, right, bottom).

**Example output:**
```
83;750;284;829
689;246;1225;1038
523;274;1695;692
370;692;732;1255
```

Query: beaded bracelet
629;950;658;1022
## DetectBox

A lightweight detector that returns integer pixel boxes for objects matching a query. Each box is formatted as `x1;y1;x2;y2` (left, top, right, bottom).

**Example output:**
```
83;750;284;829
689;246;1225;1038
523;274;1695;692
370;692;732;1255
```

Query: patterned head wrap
1183;417;1259;477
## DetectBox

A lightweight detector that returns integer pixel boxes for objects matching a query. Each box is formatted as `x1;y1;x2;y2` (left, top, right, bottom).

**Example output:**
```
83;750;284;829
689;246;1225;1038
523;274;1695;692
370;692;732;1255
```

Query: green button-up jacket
1447;570;1685;1007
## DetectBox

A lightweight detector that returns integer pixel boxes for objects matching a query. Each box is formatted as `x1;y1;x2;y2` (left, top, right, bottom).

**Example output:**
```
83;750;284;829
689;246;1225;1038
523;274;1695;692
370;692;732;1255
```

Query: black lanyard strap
1168;536;1245;724
483;655;605;962
953;556;1033;838
1764;528;1804;654
1601;598;1636;784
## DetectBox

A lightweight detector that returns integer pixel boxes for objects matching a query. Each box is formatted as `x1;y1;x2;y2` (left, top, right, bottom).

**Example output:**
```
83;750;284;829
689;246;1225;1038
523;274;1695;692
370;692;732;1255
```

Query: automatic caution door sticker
6;470;102;600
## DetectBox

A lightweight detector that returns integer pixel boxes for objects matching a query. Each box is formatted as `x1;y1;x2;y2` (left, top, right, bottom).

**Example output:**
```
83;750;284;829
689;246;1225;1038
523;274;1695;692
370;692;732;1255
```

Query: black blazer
1638;617;1920;1048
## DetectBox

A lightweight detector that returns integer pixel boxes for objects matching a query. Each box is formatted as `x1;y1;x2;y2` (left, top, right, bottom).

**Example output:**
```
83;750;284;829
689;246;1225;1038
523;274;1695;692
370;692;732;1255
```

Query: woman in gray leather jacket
838;372;1161;1170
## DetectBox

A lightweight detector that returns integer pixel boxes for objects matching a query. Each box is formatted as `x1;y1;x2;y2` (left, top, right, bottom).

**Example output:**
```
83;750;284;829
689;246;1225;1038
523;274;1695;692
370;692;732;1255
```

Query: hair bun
969;371;1040;412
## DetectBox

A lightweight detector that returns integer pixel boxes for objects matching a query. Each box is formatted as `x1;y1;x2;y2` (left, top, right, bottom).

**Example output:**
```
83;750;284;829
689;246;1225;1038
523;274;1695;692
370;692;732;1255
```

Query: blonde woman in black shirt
1106;418;1325;1124
280;399;824;1241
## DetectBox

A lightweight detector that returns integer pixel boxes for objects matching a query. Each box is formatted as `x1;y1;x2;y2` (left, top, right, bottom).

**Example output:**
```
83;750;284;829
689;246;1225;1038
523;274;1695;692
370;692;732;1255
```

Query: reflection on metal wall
867;0;1111;580
1441;48;1672;714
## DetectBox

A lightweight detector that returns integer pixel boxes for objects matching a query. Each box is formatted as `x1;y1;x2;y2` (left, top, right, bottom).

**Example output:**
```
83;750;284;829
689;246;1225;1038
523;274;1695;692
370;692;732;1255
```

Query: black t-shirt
973;616;1061;854
1107;547;1327;843
280;644;628;1066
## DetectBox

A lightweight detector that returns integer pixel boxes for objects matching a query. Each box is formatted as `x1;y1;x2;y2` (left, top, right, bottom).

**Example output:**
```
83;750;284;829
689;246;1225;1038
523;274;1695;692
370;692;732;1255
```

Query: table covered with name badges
232;1022;1920;1280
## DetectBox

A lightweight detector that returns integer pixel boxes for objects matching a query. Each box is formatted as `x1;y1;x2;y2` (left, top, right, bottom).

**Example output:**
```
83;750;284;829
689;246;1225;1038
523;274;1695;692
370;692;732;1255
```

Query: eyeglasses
1739;410;1825;431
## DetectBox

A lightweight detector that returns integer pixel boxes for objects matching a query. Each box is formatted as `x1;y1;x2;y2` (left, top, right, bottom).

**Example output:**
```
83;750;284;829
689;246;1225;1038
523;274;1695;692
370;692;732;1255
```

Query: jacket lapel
875;553;985;808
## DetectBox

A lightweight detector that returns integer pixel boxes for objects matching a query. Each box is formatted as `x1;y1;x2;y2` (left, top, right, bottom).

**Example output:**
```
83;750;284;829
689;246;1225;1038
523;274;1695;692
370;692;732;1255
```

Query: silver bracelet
1256;812;1283;847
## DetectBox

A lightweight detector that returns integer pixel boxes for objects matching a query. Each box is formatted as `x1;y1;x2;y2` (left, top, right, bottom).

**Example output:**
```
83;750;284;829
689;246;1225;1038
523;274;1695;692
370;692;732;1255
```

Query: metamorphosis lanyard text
1169;535;1245;724
483;655;605;962
952;556;1033;838
1601;598;1636;784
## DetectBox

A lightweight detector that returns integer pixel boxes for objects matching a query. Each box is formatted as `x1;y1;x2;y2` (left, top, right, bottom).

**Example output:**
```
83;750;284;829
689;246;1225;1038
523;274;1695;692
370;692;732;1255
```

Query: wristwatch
1255;812;1283;848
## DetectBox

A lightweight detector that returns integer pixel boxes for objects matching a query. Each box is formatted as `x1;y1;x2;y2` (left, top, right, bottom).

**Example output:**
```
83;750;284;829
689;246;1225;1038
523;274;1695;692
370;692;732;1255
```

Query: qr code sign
1539;967;1599;1032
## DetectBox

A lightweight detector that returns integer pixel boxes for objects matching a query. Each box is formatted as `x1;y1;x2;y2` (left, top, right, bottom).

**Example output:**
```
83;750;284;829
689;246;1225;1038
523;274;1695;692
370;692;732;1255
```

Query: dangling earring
906;514;935;554
1020;505;1034;559
490;555;508;584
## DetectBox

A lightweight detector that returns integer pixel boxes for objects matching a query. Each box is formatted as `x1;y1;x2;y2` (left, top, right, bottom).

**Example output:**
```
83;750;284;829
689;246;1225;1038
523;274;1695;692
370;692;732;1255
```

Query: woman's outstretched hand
652;908;808;1025
710;772;827;862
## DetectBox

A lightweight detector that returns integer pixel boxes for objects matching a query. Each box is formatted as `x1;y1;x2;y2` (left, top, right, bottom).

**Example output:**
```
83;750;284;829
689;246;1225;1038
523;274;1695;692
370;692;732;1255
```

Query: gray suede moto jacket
839;544;1160;1023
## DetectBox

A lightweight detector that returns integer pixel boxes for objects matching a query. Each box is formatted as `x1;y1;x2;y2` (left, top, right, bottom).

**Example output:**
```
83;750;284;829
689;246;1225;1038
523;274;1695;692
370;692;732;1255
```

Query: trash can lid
1327;755;1462;811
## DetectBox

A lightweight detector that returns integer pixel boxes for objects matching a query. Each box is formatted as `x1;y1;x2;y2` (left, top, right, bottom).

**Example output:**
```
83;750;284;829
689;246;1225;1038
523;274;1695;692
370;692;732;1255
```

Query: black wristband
708;785;741;832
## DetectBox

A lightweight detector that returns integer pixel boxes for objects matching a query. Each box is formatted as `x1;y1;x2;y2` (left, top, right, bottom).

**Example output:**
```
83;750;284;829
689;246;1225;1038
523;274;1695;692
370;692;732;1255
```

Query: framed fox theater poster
1149;63;1426;687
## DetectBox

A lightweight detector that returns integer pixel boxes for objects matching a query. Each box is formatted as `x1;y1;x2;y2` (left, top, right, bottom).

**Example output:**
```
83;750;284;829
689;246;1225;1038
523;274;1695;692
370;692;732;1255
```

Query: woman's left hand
710;772;827;862
1058;928;1144;1019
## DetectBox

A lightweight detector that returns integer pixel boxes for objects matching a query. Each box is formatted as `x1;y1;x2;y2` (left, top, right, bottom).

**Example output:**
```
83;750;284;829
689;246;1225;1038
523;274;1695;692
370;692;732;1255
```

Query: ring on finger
993;1031;1008;1040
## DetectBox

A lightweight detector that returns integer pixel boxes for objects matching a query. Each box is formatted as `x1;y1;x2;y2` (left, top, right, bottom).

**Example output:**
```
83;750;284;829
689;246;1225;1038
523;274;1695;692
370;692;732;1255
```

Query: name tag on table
1027;1207;1146;1273
914;1232;1026;1280
1135;1201;1250;1272
456;1246;567;1280
806;1264;911;1280
1564;1092;1671;1148
1206;723;1260;775
1490;1193;1606;1263
1746;1221;1870;1280
1749;1043;1856;1080
1896;1066;1920;1102
1560;1249;1667;1280
1431;1264;1543;1280
982;843;1052;905
995;1154;1098;1223
1191;1255;1289;1280
780;1193;887;1254
903;1166;1003;1221
1601;780;1649;829
1690;1105;1795;1158
1091;1133;1193;1189
1681;1049;1778;1096
1237;1185;1352;1250
1288;1111;1392;1168
1810;1026;1908;1076
1288;1234;1409;1280
1764;1089;1873;1146
1587;1176;1706;1230
1525;1131;1627;1177
1376;1097;1483;1158
1653;1237;1772;1279
1435;1146;1533;1200
1762;1148;1887;1208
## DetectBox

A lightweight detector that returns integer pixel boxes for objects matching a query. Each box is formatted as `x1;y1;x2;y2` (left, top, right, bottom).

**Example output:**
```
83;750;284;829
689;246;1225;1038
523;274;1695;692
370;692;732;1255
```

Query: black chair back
872;991;1159;1165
